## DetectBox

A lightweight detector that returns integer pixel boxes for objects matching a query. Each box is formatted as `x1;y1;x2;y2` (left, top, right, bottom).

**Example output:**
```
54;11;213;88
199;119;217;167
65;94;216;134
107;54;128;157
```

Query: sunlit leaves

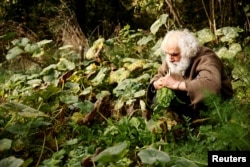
6;38;52;60
196;28;215;44
109;67;130;84
150;14;168;35
216;43;242;59
85;38;105;60
91;67;109;86
216;27;243;43
123;58;146;72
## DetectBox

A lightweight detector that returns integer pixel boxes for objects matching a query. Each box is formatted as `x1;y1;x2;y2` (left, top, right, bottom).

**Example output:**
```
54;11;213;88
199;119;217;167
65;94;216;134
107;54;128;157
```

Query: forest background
0;0;249;167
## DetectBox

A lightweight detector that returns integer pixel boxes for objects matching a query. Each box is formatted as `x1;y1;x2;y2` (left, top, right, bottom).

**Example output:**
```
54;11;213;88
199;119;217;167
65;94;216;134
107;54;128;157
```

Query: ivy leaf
150;14;168;35
6;46;24;60
0;156;24;167
138;148;170;165
93;141;129;163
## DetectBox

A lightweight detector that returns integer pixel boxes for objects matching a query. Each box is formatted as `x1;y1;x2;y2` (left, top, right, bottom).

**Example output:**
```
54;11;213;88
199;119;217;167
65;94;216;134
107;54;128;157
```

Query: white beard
166;56;191;76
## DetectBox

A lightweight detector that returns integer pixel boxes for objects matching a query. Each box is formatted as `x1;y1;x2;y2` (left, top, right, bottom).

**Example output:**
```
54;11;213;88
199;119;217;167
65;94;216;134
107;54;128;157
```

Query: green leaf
0;102;48;118
196;28;215;44
123;59;146;72
65;138;78;145
36;39;52;46
138;148;170;165
0;156;24;167
216;27;243;43
93;141;129;163
85;38;105;60
40;64;57;76
6;46;24;60
150;14;168;35
20;38;30;47
96;90;111;100
228;43;242;57
91;67;109;86
0;138;12;151
137;35;154;45
134;90;145;98
109;68;130;84
57;58;75;71
73;100;94;113
24;43;40;54
59;94;78;104
6;124;27;135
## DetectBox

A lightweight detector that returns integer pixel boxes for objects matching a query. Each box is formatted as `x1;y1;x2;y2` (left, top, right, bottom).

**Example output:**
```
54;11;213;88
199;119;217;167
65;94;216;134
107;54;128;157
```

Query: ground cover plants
0;20;250;167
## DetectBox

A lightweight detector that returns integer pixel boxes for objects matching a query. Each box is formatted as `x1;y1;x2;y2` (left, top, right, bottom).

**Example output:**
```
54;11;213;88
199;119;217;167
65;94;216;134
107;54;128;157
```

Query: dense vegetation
0;0;249;166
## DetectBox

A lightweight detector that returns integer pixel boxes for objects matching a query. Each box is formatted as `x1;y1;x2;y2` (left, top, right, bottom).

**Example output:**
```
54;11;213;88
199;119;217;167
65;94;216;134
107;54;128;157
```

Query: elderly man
147;29;233;118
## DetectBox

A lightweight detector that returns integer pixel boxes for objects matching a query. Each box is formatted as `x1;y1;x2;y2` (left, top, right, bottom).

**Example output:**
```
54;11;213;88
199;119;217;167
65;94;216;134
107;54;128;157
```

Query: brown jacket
147;46;233;115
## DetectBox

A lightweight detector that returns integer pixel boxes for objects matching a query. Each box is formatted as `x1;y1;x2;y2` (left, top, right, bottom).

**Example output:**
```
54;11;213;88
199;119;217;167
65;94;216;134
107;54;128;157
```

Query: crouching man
147;29;233;119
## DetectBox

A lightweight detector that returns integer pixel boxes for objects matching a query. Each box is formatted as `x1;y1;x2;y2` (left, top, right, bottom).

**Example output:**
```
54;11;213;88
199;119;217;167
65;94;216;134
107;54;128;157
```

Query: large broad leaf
6;46;24;60
150;14;168;35
40;64;57;76
96;91;111;100
91;67;109;86
196;28;215;44
57;58;75;71
109;68;130;84
0;102;48;118
137;35;154;46
0;156;24;167
0;139;12;151
85;38;104;60
72;100;94;113
138;148;170;165
24;43;40;54
216;27;243;43
93;141;129;163
123;59;146;72
228;43;242;57
59;94;79;104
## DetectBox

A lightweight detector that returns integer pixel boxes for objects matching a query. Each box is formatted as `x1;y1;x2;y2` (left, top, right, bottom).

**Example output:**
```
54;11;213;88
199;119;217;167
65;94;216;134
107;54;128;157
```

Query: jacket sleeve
185;55;223;108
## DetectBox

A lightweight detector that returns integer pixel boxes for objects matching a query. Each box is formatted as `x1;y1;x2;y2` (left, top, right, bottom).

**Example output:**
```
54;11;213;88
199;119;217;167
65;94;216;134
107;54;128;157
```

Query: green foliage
155;87;175;109
0;22;250;167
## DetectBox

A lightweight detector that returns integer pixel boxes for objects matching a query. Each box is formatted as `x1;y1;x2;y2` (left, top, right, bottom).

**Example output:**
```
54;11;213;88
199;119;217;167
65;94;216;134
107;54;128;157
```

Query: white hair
161;29;200;58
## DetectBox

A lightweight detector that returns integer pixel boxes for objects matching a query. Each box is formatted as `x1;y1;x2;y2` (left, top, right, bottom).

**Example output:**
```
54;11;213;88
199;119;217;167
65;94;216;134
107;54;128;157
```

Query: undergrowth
0;22;249;167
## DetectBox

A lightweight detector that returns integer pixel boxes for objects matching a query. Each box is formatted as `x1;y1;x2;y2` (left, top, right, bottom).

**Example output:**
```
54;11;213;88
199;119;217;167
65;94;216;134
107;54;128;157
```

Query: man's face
164;41;181;63
164;41;190;75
